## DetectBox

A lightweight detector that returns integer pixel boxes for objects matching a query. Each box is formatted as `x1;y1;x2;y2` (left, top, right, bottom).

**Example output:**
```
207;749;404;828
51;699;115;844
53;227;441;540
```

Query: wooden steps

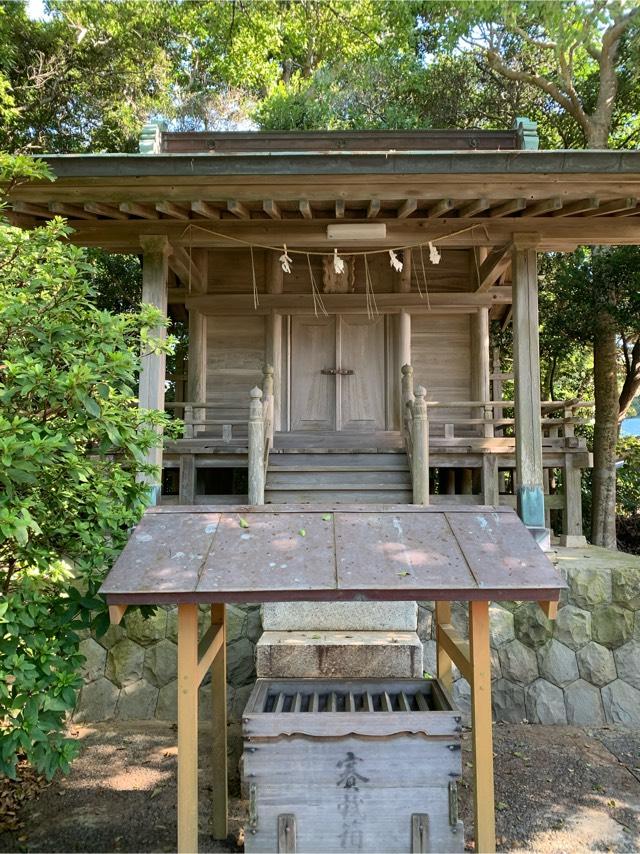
265;451;413;504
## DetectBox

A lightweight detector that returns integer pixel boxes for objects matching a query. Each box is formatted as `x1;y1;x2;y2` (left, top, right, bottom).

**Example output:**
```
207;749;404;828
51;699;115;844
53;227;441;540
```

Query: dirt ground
0;721;638;853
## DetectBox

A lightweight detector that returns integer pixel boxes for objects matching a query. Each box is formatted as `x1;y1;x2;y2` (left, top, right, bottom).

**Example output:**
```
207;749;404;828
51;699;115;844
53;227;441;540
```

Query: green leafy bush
0;213;175;779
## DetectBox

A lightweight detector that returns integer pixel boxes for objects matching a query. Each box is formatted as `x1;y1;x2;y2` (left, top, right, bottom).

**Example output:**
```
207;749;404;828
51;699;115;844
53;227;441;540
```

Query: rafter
84;202;128;220
551;197;599;217
119;202;159;219
262;199;281;220
191;200;221;219
49;202;96;220
523;197;563;217
397;198;417;219
12;201;52;218
227;200;250;219
488;198;526;218
366;199;381;218
299;200;313;219
427;198;455;218
583;197;636;217
458;198;490;217
155;201;191;220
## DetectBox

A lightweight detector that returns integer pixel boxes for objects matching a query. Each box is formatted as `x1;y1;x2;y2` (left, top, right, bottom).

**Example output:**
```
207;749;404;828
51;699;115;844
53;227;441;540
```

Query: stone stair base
256;630;424;679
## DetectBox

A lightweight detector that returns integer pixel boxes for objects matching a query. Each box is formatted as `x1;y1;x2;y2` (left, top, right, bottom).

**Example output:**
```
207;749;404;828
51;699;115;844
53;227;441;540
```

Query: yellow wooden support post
435;601;453;693
177;603;200;854
469;600;496;854
210;603;228;839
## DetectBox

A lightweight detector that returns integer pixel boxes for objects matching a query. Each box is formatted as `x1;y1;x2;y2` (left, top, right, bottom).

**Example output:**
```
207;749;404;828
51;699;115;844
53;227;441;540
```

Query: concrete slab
260;601;417;631
256;630;423;678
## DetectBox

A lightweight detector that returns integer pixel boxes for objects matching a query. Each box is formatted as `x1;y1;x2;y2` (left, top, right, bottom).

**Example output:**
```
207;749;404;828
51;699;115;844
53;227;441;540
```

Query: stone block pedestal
257;601;422;679
256;629;423;678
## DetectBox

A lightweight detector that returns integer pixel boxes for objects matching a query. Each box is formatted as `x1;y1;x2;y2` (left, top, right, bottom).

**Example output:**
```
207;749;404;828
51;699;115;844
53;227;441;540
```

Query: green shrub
0;212;175;779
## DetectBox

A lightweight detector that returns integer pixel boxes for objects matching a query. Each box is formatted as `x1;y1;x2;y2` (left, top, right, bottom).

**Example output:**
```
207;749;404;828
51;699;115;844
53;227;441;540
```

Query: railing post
183;403;194;439
263;363;274;398
263;364;275;448
248;386;265;505
412;385;429;505
401;363;414;432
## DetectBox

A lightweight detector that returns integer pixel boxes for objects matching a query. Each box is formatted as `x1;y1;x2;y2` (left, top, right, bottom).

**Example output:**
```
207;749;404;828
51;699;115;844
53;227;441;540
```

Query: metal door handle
321;368;338;375
337;368;354;375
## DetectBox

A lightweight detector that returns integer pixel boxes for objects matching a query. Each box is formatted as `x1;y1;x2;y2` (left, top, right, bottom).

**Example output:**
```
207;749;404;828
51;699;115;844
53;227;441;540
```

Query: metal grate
262;687;435;714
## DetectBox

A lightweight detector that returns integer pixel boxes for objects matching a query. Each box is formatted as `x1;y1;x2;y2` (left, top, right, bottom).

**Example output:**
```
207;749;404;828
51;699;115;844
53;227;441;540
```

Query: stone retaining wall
75;546;640;744
74;603;261;782
419;546;640;727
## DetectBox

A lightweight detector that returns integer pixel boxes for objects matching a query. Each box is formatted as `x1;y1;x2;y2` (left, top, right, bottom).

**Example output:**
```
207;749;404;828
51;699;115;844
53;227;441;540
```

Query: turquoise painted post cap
514;117;539;150
138;122;166;154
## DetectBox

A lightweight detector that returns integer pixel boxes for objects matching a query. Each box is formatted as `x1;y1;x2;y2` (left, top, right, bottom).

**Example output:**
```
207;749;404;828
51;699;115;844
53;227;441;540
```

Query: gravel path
1;721;638;853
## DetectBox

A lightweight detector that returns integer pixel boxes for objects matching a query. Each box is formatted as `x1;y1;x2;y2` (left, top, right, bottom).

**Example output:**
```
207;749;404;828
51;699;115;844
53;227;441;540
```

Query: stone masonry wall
75;547;640;746
418;546;640;727
74;604;262;782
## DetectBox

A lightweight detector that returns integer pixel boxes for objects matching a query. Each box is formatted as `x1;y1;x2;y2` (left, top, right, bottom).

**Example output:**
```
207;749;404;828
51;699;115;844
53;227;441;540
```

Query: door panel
339;315;386;431
290;316;336;431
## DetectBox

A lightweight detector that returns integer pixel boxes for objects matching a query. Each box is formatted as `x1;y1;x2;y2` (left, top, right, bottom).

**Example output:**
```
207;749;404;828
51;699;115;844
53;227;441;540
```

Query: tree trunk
591;303;619;549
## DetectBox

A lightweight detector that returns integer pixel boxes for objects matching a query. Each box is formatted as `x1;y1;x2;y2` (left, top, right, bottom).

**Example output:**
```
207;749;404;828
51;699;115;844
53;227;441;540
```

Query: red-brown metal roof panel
99;505;564;605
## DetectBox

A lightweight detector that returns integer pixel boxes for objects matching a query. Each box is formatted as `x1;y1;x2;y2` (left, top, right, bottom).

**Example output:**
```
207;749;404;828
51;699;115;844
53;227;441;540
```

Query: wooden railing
401;363;594;510
164;401;245;443
248;365;275;505
401;364;429;505
426;399;594;439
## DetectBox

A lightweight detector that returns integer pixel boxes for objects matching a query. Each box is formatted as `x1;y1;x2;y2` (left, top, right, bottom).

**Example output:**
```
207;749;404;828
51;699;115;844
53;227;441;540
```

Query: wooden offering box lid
100;504;565;606
243;678;461;739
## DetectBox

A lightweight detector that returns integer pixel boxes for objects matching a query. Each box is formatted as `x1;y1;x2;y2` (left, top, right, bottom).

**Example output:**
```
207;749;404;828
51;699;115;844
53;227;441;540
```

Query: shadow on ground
0;721;638;853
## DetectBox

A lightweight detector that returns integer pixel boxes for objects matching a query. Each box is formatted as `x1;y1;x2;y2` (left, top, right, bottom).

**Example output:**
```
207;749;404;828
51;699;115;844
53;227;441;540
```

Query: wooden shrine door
290;314;386;432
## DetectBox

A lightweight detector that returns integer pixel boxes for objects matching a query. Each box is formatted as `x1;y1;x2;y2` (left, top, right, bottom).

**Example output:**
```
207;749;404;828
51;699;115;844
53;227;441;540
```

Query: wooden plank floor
273;431;405;452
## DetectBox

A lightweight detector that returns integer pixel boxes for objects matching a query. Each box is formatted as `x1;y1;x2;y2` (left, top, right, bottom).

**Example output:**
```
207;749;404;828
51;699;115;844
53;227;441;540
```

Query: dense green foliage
537;247;640;538
541;247;640;417
4;0;636;149
0;174;175;777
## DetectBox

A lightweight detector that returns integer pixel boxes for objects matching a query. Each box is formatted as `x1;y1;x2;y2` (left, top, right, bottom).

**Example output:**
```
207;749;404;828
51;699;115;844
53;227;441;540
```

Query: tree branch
592;6;640;145
511;25;557;51
619;337;640;420
485;49;592;138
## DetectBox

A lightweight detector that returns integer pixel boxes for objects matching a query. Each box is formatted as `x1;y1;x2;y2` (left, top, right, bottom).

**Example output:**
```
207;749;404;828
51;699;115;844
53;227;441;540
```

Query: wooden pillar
266;312;282;432
562;455;586;544
177;603;199;854
512;236;545;530
210;603;228;839
460;469;473;495
266;251;283;432
397;247;412;293
491;346;503;405
248;387;265;505
395;250;412;429
398;309;412;426
179;454;196;505
471;307;493;438
139;235;170;504
469;600;496;854
412;386;429;505
482;454;499;506
188;309;207;436
445;469;456;495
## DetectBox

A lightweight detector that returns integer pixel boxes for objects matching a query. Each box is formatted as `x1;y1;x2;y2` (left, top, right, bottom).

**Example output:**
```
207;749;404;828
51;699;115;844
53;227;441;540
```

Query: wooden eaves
5;149;640;254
